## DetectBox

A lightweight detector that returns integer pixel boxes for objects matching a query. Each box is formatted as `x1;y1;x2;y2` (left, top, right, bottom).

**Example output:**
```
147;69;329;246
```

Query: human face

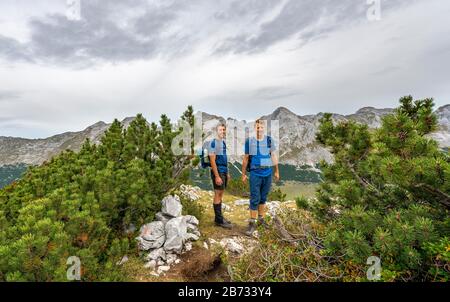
255;122;265;138
217;125;226;140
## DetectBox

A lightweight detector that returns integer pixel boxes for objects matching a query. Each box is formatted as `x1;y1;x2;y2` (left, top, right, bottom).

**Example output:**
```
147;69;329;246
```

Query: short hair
255;119;265;126
216;123;226;130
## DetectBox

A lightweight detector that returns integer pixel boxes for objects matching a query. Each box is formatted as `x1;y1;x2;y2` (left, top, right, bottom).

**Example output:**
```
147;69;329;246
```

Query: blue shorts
249;172;272;211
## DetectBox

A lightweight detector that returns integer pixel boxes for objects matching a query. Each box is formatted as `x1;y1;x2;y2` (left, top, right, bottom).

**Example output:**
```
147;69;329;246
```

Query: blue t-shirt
208;139;228;174
244;136;277;177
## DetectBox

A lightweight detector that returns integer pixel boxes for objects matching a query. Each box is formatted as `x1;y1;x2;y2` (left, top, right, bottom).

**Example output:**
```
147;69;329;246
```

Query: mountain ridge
1;105;449;167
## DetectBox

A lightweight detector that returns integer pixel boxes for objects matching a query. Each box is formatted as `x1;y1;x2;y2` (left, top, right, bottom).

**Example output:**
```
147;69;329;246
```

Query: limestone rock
186;223;197;233
163;216;187;254
157;259;165;266
266;201;282;218
222;203;231;212
150;271;160;277
145;247;166;262
155;212;172;225
166;253;178;265
116;255;129;266
161;195;182;218
157;266;171;274
183;215;199;226
234;199;249;206
144;260;157;270
136;221;165;250
220;238;244;254
185;233;200;241
180;184;201;201
184;242;193;252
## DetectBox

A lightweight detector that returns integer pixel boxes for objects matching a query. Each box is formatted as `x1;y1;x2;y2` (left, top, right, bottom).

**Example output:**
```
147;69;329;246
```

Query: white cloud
0;0;449;138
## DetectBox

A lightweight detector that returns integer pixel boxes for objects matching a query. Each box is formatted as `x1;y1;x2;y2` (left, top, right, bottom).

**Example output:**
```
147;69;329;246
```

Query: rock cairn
135;195;201;276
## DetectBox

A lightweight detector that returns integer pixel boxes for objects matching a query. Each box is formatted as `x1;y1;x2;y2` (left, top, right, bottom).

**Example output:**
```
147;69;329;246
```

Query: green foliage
180;196;205;224
268;187;287;202
231;210;341;282
224;176;286;201
315;96;450;281
295;196;310;210
226;178;250;198
424;237;450;281
0;108;195;281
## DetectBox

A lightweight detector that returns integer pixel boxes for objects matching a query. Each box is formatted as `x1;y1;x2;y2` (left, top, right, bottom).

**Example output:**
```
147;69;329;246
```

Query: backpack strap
211;139;227;154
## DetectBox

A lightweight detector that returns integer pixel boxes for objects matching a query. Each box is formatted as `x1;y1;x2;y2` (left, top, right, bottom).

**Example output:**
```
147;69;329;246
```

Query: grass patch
274;181;318;200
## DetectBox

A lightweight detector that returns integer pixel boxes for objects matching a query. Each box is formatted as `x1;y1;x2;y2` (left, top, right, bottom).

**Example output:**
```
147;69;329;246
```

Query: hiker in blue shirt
208;123;233;229
242;119;280;236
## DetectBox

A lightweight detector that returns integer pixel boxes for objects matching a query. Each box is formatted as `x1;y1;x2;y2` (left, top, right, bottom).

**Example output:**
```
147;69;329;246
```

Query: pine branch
344;159;382;196
414;183;450;209
273;216;298;243
172;155;192;179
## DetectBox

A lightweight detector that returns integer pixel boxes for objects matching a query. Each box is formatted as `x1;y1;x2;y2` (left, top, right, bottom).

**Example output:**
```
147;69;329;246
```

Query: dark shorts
211;172;228;191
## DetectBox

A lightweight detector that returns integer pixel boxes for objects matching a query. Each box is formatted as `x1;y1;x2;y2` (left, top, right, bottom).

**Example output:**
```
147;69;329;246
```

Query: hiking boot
223;217;232;224
213;203;233;229
258;217;269;229
245;220;257;236
215;219;233;229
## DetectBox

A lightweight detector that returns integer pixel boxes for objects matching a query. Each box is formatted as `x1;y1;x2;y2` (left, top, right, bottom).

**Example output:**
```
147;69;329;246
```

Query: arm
209;154;223;185
242;154;249;183
271;152;280;181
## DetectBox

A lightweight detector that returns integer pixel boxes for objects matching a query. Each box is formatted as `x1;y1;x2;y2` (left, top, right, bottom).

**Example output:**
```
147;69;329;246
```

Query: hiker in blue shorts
241;119;279;236
207;123;233;229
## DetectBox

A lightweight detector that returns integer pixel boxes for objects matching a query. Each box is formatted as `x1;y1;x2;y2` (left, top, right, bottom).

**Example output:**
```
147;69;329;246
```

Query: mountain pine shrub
0;107;195;281
315;96;449;281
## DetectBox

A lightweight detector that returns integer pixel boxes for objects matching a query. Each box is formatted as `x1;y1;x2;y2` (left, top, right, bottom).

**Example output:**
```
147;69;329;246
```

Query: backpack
200;140;212;168
247;136;272;172
200;139;226;169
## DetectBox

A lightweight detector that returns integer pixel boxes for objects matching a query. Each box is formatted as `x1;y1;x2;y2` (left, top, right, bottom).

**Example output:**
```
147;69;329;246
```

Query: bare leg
213;190;223;204
258;204;266;218
219;190;224;204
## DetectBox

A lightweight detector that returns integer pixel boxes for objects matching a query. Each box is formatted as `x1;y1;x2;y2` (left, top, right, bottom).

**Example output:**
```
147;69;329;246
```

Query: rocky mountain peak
435;104;450;115
437;104;450;109
269;106;298;119
85;121;107;130
432;104;450;134
354;106;389;114
198;111;225;123
121;117;136;128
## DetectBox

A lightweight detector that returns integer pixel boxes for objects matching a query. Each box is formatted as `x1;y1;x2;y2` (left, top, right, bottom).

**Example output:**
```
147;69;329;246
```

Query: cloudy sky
0;0;449;138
